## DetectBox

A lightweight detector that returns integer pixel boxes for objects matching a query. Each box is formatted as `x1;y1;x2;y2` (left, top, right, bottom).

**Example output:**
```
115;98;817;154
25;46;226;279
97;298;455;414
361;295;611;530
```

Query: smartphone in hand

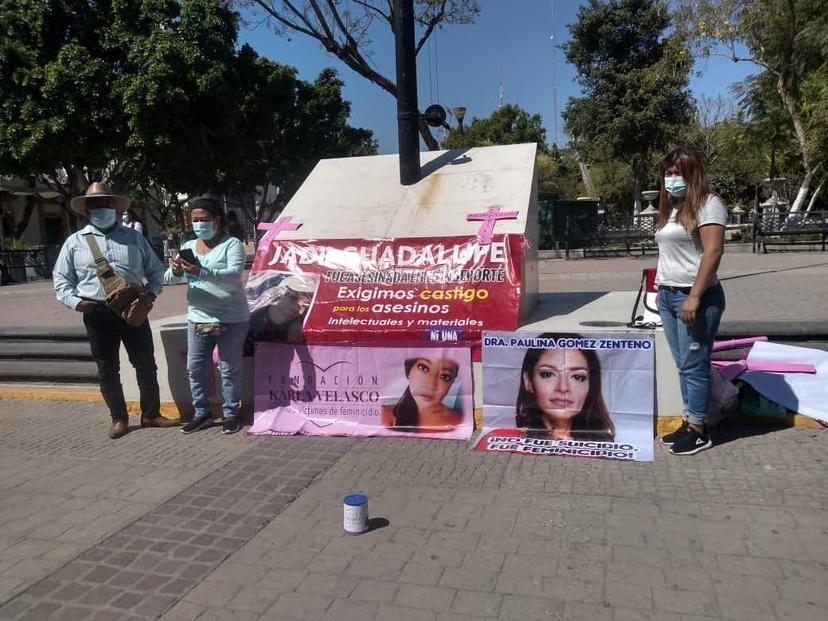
177;247;201;267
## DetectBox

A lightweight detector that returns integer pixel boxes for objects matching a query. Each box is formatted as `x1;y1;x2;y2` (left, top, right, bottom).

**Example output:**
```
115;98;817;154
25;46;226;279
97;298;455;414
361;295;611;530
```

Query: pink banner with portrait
250;342;474;439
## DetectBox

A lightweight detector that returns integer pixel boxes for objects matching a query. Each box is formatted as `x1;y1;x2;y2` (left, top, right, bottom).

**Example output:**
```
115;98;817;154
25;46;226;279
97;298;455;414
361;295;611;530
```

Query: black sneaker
661;419;691;445
669;426;713;455
181;416;212;434
222;417;241;434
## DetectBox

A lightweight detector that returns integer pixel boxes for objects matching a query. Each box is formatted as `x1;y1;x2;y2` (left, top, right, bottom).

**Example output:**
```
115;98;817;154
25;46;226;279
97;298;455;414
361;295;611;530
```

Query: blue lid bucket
343;493;369;534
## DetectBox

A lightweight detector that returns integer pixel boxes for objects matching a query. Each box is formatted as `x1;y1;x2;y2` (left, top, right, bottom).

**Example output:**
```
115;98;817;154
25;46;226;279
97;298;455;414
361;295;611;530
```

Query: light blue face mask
664;175;688;198
89;207;118;230
192;221;217;240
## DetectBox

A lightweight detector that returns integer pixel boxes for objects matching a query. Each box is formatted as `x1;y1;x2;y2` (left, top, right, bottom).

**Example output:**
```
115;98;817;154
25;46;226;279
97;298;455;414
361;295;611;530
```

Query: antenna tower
498;65;504;109
550;0;559;145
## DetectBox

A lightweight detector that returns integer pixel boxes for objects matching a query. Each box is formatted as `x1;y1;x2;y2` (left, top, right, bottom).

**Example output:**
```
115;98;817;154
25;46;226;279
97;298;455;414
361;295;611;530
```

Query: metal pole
393;0;421;185
0;196;6;250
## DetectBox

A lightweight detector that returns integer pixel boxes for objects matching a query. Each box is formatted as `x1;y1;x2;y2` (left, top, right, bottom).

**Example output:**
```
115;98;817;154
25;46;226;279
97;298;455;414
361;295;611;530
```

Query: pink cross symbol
257;217;303;252
466;205;519;245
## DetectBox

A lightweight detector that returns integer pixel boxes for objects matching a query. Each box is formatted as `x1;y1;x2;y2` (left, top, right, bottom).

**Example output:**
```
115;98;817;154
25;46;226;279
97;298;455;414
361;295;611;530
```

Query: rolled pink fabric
746;361;816;374
712;359;816;380
712;336;769;352
712;360;748;382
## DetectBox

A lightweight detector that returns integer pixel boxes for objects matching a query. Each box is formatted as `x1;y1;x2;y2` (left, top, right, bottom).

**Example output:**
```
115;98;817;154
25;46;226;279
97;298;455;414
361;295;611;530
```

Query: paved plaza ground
0;251;827;620
0;400;826;620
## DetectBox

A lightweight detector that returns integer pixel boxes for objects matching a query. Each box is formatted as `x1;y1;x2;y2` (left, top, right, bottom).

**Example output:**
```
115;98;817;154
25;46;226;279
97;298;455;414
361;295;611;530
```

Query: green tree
442;104;556;193
562;0;694;215
239;0;480;150
0;0;128;199
0;0;375;232
801;72;827;210
232;59;377;224
536;149;585;198
678;95;770;205
441;104;548;152
0;1;247;208
677;0;828;212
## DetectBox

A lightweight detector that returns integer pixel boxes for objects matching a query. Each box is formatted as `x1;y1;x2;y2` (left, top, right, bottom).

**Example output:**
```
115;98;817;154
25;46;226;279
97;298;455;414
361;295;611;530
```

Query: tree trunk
12;196;37;239
573;149;596;197
632;175;642;221
806;178;824;213
776;72;812;213
632;155;644;219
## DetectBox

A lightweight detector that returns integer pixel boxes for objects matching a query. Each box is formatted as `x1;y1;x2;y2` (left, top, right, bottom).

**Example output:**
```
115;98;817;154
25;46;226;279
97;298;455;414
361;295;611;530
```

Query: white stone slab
278;144;538;240
265;143;540;322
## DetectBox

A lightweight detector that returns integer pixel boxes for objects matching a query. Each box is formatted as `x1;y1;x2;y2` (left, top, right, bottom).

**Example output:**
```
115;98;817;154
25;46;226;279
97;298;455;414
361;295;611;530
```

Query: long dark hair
656;147;712;232
515;332;614;441
392;357;458;428
392;359;423;428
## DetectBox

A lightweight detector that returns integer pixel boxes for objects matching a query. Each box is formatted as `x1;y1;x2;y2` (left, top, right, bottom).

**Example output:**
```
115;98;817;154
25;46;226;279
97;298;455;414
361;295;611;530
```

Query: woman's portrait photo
246;272;317;344
381;356;465;433
515;333;615;442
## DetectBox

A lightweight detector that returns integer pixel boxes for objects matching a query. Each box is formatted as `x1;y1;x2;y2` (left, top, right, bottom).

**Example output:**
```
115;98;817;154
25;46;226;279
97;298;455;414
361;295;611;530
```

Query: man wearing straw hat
53;182;178;439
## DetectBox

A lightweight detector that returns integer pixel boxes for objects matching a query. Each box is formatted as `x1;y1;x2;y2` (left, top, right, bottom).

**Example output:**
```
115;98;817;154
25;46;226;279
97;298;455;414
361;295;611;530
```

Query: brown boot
109;420;129;439
140;415;180;428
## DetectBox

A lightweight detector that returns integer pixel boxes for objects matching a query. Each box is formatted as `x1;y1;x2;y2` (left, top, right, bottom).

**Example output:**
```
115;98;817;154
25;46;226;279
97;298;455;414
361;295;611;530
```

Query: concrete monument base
120;290;683;427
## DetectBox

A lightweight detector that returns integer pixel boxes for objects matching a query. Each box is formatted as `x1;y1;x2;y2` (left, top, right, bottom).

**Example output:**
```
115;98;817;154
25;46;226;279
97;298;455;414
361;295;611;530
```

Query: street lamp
452;107;467;133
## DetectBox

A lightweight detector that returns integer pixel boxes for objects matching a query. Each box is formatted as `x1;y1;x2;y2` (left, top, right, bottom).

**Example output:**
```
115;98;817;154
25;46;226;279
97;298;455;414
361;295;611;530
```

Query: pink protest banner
247;235;524;349
251;342;474;439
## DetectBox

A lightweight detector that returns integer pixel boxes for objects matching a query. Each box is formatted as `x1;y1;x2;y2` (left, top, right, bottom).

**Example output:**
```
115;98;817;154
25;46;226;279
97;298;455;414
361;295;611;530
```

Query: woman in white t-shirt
654;148;727;456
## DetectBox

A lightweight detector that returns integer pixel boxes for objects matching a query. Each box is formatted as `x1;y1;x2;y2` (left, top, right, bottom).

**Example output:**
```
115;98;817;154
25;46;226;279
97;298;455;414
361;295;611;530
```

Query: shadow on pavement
366;517;390;533
711;420;795;447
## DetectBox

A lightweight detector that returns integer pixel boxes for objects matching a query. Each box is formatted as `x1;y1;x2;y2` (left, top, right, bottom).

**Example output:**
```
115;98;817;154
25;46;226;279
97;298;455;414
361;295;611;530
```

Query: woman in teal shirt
165;196;250;434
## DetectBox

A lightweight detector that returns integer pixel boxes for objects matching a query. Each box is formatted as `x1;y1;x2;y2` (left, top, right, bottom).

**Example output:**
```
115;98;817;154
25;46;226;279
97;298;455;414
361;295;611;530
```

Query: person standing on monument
53;182;175;439
166;196;250;435
655;147;727;456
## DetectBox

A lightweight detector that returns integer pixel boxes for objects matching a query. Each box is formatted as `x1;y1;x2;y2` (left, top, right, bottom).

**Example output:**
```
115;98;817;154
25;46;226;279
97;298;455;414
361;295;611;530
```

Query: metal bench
753;210;828;253
585;216;657;258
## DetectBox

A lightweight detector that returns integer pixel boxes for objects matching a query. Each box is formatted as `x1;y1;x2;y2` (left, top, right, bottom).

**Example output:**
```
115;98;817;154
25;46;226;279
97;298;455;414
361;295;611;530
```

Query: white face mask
192;221;217;240
664;175;688;198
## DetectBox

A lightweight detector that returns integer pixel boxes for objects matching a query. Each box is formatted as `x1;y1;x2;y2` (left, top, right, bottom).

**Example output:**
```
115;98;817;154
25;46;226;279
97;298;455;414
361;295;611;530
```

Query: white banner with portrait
475;331;655;461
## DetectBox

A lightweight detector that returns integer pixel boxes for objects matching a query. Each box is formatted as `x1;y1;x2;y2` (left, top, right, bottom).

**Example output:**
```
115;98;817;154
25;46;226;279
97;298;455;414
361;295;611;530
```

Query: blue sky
238;0;757;153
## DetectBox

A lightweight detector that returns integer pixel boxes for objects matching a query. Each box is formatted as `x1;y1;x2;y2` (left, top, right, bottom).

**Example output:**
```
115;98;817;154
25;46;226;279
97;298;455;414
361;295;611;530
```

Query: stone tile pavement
1;399;826;620
0;401;350;620
539;252;828;323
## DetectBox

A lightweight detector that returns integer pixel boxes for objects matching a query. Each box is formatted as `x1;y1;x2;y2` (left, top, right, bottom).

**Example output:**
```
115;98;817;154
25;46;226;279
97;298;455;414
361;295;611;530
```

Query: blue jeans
187;321;249;419
657;283;725;426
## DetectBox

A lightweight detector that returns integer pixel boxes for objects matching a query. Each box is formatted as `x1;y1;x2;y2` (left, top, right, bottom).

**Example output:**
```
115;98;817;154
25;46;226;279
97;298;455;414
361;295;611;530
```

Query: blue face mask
664;175;688;198
192;221;217;240
89;208;117;230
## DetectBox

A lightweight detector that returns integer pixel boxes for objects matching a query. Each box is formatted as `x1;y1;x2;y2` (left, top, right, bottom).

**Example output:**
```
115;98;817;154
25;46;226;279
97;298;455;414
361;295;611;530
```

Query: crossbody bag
83;233;153;326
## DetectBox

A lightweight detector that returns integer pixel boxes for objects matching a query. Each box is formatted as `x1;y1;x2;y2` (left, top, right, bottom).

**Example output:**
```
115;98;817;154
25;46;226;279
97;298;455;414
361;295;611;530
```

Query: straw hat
70;182;131;216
